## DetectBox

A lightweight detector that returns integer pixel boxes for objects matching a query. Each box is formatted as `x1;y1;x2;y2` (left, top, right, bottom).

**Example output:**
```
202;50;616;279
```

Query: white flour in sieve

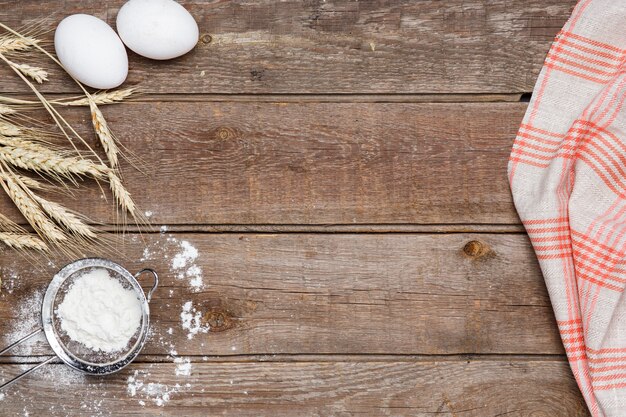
57;268;142;352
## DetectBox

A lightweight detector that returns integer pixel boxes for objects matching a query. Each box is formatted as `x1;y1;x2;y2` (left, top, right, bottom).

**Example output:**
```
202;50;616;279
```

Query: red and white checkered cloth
508;1;626;415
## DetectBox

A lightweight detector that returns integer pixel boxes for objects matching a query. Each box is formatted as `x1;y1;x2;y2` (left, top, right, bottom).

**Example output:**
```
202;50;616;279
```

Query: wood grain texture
0;361;588;416
0;1;583;414
0;101;524;225
0;0;575;94
0;233;563;357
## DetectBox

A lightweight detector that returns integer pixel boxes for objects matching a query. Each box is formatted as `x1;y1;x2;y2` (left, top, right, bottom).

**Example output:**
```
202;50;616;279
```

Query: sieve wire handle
0;328;56;392
0;328;42;356
135;268;159;303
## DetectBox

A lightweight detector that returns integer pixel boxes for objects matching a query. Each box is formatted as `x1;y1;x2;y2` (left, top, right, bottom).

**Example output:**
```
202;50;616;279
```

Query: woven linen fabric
508;1;626;415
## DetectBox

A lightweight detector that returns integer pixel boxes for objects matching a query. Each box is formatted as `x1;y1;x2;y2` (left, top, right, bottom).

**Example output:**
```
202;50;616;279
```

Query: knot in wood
200;34;212;44
463;240;489;258
215;126;237;140
203;309;234;332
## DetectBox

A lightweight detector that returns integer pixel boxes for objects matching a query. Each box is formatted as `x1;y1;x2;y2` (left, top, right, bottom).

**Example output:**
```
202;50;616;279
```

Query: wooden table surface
0;1;591;416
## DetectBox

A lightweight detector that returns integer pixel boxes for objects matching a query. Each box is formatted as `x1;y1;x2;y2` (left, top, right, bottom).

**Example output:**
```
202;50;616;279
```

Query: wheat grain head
0;231;47;250
32;195;96;239
89;100;118;168
0;174;66;242
10;62;48;84
0;35;38;53
0;144;109;180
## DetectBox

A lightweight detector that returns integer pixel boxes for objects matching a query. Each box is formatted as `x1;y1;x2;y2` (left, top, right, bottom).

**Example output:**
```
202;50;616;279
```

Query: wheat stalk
0;173;65;242
0;143;109;180
90;100;118;168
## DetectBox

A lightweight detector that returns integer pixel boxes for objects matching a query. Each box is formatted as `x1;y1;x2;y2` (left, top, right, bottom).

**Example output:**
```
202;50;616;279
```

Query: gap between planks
0;92;526;103
0;353;567;365
1;223;528;234
97;224;527;234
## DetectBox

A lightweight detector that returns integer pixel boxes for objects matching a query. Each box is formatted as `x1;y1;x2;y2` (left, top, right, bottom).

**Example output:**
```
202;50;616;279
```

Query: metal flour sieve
0;258;158;390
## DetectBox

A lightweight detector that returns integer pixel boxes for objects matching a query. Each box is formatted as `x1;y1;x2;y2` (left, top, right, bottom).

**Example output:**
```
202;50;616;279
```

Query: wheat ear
60;88;135;106
0;35;38;53
0;212;47;250
0;173;65;242
0;142;109;180
0;231;47;250
108;171;137;217
0;173;48;191
31;194;96;239
90;100;118;168
0;89;135;108
8;61;48;84
0;179;48;252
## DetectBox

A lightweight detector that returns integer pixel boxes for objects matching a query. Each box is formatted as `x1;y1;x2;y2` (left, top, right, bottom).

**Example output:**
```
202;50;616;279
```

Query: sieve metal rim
41;258;152;376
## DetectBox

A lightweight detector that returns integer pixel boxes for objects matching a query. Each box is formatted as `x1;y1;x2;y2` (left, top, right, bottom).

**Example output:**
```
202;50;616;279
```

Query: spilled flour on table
174;357;192;376
0;269;19;294
180;301;210;339
127;369;189;407
170;240;203;291
4;290;43;355
140;234;205;292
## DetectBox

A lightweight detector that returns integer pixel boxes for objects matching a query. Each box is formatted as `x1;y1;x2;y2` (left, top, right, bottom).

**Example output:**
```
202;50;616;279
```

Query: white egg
116;0;199;60
55;14;128;89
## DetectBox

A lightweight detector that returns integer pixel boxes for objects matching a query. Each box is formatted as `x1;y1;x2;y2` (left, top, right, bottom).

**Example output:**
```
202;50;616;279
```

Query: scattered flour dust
180;301;210;339
3;290;42;355
127;369;188;407
174;357;192;376
0;269;19;294
140;235;204;292
170;240;204;291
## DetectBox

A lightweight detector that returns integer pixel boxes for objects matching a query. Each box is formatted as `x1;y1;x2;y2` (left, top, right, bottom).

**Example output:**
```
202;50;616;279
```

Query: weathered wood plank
0;102;524;225
0;233;562;357
0;361;588;416
0;0;574;94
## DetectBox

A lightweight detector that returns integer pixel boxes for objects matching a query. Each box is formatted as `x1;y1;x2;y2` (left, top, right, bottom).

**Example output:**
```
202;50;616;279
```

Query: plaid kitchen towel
509;0;626;416
508;1;626;415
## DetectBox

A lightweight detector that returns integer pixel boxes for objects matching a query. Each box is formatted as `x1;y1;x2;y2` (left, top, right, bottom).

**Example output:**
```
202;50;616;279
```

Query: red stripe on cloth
544;62;612;84
519;124;565;138
560;30;626;54
546;54;620;77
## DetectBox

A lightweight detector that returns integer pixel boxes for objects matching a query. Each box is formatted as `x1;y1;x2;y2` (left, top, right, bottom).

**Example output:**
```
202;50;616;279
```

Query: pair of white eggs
55;0;199;89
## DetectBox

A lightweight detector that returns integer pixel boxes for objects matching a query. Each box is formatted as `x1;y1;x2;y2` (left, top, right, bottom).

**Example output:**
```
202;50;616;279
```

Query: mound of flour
57;268;142;352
